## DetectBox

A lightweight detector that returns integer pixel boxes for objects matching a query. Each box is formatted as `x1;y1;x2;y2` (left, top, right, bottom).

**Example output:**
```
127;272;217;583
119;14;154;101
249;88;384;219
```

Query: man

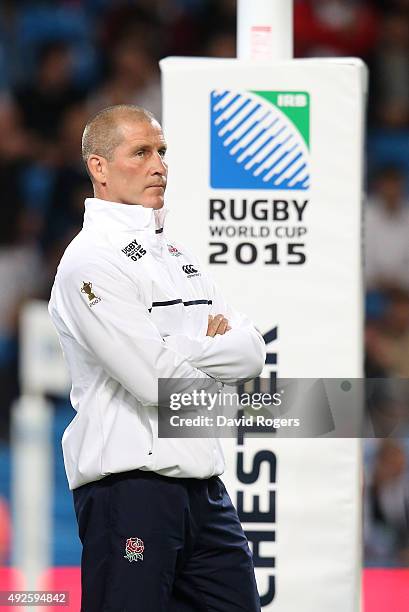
365;165;409;291
48;104;266;611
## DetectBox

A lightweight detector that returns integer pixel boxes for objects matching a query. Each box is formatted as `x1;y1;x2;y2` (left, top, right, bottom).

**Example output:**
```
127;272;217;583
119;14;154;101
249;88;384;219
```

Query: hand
206;314;231;337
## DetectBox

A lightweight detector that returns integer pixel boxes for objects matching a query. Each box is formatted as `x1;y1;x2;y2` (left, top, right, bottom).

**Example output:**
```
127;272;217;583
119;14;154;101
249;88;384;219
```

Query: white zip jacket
48;198;266;490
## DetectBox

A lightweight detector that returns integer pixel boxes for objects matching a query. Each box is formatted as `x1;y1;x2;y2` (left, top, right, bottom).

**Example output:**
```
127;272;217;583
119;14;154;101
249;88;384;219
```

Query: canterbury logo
182;265;198;275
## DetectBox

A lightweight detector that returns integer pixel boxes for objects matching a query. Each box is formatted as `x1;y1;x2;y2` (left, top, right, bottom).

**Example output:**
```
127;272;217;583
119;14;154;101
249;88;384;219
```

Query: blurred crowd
0;0;238;439
0;0;408;567
364;439;409;566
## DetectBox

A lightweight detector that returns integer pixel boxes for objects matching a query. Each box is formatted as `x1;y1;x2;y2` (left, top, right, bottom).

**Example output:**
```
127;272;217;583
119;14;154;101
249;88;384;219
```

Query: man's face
103;119;168;208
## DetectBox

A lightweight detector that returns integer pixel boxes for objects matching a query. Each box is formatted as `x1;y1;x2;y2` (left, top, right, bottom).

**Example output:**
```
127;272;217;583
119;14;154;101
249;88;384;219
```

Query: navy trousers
73;470;260;611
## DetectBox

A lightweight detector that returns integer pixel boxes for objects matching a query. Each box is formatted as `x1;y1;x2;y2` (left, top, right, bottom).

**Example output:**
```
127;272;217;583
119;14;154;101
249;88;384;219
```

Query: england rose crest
124;537;144;562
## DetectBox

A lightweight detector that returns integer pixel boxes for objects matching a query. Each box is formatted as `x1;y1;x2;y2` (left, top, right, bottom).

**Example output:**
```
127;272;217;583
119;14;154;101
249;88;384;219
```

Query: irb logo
210;90;310;191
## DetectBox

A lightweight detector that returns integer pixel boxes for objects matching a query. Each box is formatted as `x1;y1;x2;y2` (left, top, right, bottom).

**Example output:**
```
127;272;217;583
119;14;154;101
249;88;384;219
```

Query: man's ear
87;155;108;185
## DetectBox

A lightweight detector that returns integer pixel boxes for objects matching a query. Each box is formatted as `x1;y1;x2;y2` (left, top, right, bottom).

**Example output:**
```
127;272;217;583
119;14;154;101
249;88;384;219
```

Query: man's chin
141;198;164;210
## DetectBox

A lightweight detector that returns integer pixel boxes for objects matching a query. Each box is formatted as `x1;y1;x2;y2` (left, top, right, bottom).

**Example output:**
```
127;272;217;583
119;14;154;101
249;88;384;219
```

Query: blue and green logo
210;90;310;190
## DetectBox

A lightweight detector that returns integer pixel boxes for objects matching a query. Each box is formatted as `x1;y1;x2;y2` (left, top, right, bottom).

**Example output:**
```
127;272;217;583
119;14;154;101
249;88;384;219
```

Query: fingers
207;314;219;337
217;318;229;336
207;314;230;337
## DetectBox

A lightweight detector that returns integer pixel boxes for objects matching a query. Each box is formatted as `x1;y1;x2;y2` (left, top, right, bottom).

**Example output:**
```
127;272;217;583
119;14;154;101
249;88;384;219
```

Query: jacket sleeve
163;274;266;385
50;258;217;406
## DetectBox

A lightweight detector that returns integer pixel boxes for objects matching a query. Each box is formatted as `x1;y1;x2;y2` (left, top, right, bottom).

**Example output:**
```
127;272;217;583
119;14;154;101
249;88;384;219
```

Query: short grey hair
81;104;156;178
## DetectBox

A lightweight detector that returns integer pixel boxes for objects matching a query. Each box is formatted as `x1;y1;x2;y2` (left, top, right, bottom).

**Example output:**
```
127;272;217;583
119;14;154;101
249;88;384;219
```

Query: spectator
11;41;90;225
88;37;161;120
365;289;409;379
13;41;86;152
369;11;409;129
0;96;34;163
365;378;409;437
42;104;92;259
365;319;392;378
365;166;409;291
294;0;379;59
364;440;409;566
0;215;45;438
205;30;236;58
100;3;164;60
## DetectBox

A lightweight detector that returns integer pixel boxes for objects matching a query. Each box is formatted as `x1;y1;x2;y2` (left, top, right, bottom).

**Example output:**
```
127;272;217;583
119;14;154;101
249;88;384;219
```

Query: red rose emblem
124;537;144;562
126;538;144;554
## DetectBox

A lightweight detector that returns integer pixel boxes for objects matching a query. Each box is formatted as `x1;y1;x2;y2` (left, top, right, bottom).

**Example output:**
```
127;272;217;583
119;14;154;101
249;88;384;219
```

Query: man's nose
151;152;167;175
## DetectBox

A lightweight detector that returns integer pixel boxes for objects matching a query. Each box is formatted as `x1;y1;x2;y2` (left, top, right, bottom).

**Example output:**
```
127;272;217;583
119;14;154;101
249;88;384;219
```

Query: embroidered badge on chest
121;239;146;262
167;244;182;257
124;537;144;562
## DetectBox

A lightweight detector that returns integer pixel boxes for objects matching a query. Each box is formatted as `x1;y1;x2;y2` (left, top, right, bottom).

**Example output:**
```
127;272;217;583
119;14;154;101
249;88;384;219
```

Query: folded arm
163;276;266;385
50;258;218;406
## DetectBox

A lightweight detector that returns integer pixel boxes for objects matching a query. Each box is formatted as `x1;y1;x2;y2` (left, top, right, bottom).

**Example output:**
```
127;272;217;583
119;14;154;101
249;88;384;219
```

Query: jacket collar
83;198;168;234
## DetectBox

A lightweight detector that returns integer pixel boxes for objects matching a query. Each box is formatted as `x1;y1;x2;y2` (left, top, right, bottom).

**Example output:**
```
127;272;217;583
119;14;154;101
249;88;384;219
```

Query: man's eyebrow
129;141;167;149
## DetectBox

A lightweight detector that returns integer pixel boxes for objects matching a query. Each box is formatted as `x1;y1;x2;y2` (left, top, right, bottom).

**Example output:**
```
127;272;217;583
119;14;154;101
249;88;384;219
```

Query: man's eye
159;150;167;158
136;150;145;157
